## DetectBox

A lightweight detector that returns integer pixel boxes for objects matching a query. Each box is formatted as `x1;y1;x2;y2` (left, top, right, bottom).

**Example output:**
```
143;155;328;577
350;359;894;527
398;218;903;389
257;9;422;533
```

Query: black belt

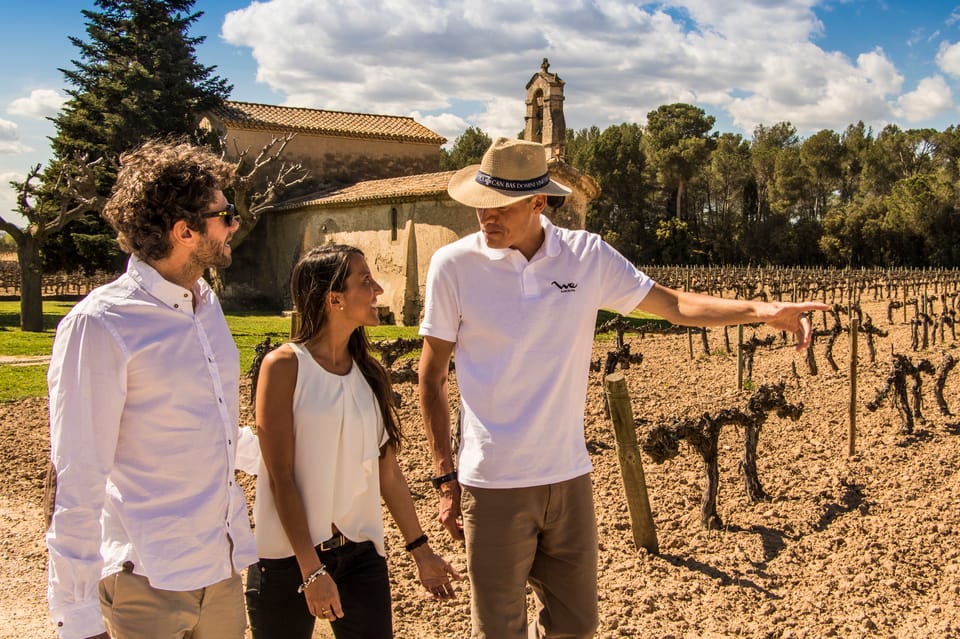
317;532;350;552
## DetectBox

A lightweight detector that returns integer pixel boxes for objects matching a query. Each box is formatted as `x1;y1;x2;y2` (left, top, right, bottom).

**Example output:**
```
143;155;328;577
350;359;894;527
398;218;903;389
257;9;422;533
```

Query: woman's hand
411;544;462;600
303;571;344;620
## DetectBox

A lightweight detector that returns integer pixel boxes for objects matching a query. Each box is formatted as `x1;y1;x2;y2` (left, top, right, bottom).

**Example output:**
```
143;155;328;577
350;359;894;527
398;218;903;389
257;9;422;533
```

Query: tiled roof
275;171;458;211
210;100;446;144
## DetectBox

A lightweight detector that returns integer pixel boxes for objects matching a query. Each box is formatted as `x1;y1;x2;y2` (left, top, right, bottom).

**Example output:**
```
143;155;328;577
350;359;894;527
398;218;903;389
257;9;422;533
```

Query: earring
339;306;344;310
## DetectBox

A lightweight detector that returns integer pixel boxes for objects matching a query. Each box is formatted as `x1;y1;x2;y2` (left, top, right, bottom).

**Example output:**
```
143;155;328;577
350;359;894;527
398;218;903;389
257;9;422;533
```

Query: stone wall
225;197;476;324
221;128;441;187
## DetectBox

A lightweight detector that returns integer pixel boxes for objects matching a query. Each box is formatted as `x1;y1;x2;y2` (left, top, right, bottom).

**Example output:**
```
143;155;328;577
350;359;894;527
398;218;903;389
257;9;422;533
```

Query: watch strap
430;470;458;489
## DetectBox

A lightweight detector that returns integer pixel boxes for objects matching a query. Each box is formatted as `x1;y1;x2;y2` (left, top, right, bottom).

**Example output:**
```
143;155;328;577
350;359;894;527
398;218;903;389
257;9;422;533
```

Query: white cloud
0;171;24;223
936;41;960;79
7;89;66;120
857;49;903;95
469;97;527;140
409;111;470;146
219;0;944;141
894;75;955;122
0;119;30;154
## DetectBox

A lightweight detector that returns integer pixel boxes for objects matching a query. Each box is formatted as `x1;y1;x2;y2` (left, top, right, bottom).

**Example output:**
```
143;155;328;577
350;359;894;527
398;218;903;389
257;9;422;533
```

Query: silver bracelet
297;564;328;593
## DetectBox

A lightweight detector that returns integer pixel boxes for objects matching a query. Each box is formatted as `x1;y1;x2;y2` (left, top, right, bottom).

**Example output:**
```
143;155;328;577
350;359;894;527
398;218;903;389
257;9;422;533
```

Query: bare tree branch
226;133;310;247
46;155;106;235
1;155;105;242
4;153;105;331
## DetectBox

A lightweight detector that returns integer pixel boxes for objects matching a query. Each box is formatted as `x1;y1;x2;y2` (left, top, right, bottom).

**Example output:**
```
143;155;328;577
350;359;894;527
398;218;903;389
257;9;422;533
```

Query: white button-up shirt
46;256;258;639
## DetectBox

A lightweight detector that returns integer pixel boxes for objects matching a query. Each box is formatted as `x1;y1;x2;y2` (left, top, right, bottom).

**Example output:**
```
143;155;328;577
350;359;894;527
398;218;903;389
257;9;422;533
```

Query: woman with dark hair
246;245;460;639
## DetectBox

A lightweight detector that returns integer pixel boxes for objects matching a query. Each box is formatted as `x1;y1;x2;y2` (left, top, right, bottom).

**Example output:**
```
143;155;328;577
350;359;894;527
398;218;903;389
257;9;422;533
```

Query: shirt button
228;439;232;445
218;398;223;403
183;293;189;298
229;481;233;486
174;304;179;309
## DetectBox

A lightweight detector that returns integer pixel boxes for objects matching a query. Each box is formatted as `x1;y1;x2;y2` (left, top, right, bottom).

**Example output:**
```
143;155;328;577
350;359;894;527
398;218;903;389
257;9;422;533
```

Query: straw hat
447;137;571;208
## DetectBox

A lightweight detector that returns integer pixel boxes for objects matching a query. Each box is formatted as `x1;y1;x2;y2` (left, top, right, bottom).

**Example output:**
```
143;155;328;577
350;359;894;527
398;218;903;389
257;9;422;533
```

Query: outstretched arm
417;336;463;540
380;445;461;599
636;284;830;350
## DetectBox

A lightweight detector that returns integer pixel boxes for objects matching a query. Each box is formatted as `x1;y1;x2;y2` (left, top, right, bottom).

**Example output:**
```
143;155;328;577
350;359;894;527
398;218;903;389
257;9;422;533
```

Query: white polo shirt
420;216;654;489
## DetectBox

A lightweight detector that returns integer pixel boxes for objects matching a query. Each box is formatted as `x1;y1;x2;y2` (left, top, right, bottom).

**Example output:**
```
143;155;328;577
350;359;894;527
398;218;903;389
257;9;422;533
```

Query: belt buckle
320;533;345;552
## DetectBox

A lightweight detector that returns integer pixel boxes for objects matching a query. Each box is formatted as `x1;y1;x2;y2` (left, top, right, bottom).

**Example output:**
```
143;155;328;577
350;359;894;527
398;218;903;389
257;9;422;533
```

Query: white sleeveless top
253;343;389;558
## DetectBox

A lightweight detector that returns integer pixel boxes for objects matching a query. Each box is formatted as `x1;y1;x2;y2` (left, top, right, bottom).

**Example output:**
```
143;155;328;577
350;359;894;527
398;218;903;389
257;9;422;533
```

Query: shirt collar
477;215;561;262
540;215;561;258
127;255;208;312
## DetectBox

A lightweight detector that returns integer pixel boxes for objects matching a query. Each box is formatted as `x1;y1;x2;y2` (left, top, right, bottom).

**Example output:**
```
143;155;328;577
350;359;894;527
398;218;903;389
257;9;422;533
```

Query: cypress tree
43;0;231;272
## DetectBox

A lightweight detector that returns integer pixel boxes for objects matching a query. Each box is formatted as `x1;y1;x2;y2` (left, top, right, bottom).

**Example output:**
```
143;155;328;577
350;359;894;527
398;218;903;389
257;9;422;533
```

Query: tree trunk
18;234;44;332
675;179;685;219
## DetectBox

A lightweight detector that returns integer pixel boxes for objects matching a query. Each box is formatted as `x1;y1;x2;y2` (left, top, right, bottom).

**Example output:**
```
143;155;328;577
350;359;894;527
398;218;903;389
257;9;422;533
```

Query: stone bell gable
224;63;599;326
524;59;567;162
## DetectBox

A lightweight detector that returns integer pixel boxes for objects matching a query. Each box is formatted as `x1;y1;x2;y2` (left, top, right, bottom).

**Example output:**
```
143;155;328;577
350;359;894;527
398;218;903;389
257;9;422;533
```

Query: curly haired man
46;139;258;639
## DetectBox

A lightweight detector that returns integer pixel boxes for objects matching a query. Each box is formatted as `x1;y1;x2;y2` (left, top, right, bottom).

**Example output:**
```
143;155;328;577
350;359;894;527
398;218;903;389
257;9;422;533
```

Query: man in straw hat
418;137;827;638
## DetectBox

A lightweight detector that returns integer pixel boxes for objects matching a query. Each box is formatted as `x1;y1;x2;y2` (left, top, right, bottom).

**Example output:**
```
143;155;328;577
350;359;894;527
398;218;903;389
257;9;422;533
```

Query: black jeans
245;540;392;639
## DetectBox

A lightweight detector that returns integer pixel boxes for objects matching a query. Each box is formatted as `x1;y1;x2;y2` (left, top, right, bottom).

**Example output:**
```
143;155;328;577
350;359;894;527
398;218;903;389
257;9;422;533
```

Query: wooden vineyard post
737;324;744;389
902;282;907;323
290;309;301;338
686;272;694;359
603;372;659;554
849;316;859;456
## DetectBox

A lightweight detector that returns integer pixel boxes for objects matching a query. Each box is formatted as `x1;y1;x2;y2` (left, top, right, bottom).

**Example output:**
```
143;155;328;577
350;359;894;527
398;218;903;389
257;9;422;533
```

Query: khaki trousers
461;473;599;639
98;566;245;639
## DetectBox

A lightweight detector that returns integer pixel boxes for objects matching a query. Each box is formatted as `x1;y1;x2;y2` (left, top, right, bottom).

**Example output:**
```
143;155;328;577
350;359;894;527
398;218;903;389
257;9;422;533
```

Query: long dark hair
289;245;402;448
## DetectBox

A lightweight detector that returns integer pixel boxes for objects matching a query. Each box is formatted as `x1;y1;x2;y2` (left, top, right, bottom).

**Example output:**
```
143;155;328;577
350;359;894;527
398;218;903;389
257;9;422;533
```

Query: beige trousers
461;473;599;639
98;566;245;639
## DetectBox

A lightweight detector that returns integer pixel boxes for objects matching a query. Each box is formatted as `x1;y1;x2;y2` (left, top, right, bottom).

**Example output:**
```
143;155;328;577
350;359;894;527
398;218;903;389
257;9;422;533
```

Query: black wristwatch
430;471;458;490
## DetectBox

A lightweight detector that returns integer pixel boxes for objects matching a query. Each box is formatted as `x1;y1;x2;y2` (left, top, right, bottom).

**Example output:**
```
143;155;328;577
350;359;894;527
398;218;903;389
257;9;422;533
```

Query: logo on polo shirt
551;281;578;293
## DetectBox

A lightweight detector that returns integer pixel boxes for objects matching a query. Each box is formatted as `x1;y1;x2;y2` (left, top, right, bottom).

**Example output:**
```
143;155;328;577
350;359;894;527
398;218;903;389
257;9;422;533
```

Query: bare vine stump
372;337;423;368
642;382;803;530
248;336;280;409
867;354;936;435
806;334;819;375
935;353;957;416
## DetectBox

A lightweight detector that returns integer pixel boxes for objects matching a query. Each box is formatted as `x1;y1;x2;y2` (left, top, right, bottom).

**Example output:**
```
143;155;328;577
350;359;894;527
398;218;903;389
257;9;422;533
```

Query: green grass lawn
0;301;74;357
0;300;651;402
595;308;670;337
0;301;420;402
0;365;50;402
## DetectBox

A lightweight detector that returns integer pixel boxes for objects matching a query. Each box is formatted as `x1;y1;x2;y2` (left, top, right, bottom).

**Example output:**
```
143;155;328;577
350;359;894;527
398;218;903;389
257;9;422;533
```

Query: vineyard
0;253;115;299
2;265;960;638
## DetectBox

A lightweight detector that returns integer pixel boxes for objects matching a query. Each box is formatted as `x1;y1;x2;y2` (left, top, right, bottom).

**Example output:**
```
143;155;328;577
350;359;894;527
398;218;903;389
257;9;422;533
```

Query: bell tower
524;58;566;161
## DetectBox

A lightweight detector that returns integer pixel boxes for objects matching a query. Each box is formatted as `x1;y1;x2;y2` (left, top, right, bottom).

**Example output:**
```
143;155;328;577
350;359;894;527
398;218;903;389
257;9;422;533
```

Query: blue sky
3;0;960;226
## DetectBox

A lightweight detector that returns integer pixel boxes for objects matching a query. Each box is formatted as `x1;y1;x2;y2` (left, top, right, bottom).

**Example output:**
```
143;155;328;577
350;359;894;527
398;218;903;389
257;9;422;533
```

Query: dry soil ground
3;298;960;638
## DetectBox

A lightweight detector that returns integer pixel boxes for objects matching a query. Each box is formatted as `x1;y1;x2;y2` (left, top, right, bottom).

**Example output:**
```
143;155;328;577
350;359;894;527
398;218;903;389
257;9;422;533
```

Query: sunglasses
202;203;239;226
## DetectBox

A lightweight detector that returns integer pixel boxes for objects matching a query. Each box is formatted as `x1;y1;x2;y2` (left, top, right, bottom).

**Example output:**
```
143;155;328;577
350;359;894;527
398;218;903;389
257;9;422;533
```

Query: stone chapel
211;60;599;324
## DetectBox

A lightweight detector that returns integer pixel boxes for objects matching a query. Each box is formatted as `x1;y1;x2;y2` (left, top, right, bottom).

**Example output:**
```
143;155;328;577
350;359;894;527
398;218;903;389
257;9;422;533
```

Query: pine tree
43;0;231;272
0;0;230;330
440;127;492;170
